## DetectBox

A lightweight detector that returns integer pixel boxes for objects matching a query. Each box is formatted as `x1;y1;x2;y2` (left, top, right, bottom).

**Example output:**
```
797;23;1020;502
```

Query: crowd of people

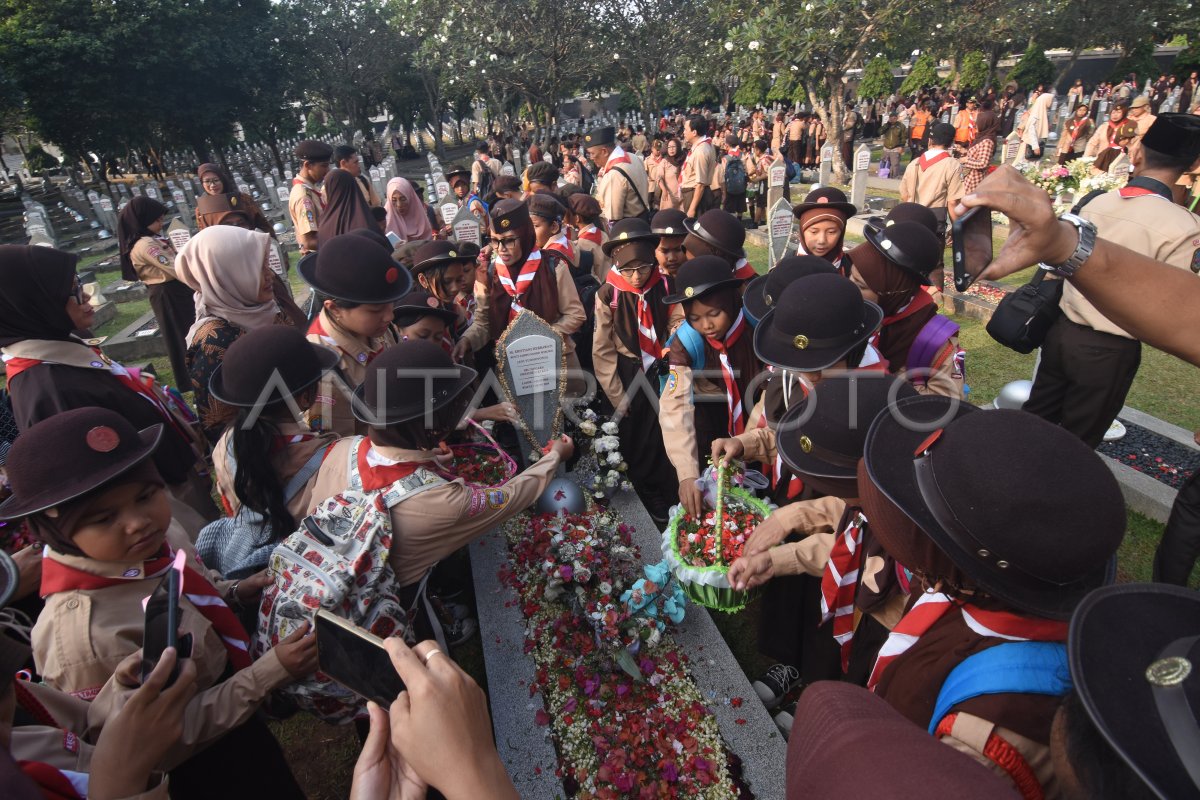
0;76;1198;800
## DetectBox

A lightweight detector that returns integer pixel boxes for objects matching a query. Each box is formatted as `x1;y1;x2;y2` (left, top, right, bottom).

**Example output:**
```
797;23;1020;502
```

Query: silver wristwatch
1038;213;1097;278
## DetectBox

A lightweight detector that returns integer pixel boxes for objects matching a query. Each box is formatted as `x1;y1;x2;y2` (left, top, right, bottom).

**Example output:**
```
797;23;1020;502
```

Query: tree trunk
811;77;849;183
985;43;1003;91
1054;46;1082;92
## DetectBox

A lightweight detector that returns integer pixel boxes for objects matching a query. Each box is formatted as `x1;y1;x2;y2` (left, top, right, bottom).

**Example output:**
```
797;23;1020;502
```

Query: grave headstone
166;218;191;252
766;152;788;211
267;239;286;281
440;201;459;227
1003;133;1021;165
501;163;515;177
435;179;451;201
451;204;482;247
496;311;566;452
767;197;794;269
819;145;834;186
849;144;871;210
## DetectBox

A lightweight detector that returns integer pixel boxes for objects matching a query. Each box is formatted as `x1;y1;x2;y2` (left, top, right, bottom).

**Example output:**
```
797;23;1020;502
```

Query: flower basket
447;420;518;487
660;462;771;613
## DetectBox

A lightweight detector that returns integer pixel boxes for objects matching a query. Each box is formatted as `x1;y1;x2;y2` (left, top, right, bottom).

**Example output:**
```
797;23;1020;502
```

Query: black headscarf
117;196;168;281
317;168;376;247
0;245;79;347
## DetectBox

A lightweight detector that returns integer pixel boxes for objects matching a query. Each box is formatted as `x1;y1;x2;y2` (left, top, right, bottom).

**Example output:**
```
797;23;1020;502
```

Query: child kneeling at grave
0;407;316;799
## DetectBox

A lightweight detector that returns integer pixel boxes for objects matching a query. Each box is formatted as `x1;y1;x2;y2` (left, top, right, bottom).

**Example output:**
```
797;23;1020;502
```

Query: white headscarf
176;226;277;346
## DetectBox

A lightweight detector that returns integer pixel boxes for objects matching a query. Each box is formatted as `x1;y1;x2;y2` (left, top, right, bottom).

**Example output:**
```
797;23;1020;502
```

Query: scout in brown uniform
0;408;315;797
304;341;573;618
299;233;413;437
657;256;761;517
333;144;381;207
847;223;965;399
463;199;587;389
899;123;964;237
409;240;474;354
651;208;688;285
682;209;759;282
861;397;1125;798
287;140;332;254
679;115;719;219
566;192;610;282
208;326;340;528
116;197;195;387
585;126;651;224
195;162;271;234
791;187;856;276
1024;113;1200;448
591;219;678;524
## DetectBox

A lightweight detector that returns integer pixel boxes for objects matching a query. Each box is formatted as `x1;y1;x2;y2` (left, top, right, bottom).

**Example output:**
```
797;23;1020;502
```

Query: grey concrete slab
471;480;788;799
1118;406;1198;451
1103;456;1177;524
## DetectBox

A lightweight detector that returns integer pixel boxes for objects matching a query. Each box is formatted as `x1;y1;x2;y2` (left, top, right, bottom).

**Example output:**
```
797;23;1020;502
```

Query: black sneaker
773;700;798;738
752;663;801;709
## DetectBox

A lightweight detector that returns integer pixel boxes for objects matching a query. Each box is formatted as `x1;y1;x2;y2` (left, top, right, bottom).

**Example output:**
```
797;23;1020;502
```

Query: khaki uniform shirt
471;157;501;192
212;421;340;519
32;523;293;766
680;140;717;190
305;308;399;437
306;440;562;587
899;149;964;209
1063;188;1200;337
288;177;323;249
1131;112;1157;146
463;258;587;355
631;133;648;154
596;148;650;222
129;236;179;286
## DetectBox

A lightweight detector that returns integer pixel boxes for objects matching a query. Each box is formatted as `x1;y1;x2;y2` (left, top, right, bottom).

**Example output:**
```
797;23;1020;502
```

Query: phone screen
951;206;994;291
386;230;402;247
141;568;181;686
315;610;406;708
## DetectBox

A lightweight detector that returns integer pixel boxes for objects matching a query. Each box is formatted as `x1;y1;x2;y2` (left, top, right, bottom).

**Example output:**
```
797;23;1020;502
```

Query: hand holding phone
314;610;406;707
141;565;189;687
951;206;994;292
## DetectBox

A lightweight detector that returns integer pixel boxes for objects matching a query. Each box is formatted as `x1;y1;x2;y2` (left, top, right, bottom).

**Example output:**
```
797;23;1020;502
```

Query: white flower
804;2;813;9
607;451;623;466
469;59;477;67
601;421;619;435
529;450;541;462
620;481;633;492
748;40;760;50
579;420;597;436
598;581;612;595
724;41;734;51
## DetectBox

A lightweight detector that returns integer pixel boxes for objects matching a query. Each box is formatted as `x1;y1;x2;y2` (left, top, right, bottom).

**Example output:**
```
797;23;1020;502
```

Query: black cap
490;197;530;232
661;255;743;305
864;202;940;237
393;289;460;326
602;218;659;257
526;191;567;221
791;187;857;220
1142;113;1200;162
210;326;340;407
353;339;477;425
445;164;472;185
752;273;883;371
493;175;522;195
526;161;559;186
583;127;616;148
683;209;746;260
411;240;473;274
294;140;333;163
298;232;413;303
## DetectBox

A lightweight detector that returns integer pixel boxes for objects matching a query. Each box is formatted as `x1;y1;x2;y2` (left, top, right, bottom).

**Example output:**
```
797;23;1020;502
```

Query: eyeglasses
490;236;521;249
617;263;654;276
201;178;222;186
71;279;85;305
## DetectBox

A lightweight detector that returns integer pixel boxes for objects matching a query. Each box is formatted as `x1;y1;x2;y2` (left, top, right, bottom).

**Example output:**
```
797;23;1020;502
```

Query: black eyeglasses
71;278;85;305
617;263;654;276
490;236;520;249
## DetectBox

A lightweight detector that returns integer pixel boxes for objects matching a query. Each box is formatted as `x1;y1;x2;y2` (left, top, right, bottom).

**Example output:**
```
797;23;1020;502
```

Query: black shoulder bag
611;166;654;224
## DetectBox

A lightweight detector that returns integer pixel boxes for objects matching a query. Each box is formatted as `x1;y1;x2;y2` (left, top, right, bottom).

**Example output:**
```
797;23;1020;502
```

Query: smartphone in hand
951;206;994;292
314;610;406;707
141;567;182;687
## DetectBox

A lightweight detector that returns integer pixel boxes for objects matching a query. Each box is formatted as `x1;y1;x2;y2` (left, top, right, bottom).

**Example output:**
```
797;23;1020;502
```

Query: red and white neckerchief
866;592;1070;691
795;239;845;274
1067;116;1090;144
820;510;869;672
579;224;603;247
545;232;575;262
705;310;748;436
918;149;952;171
599;145;632;178
495;248;544;320
356;439;423;491
732;256;757;281
606;267;663;371
40;546;253;674
292;176;326;210
683;137;712;175
456;291;476;327
18;761;88;800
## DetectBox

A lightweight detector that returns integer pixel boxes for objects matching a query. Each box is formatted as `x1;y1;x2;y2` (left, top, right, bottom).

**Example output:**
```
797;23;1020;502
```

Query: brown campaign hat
863;221;941;285
298;232;412;303
490;197;531;232
602;218;659;257
864;399;1125;620
1070;583;1200;800
445;164;472;187
393;289;460;326
791;186;857;220
0;407;163;520
743;255;836;322
683;209;746;260
567;192;601;220
753;273;883;371
1130;95;1151;109
209;325;339;408
353;339;477;425
660;255;744;305
411;240;473;275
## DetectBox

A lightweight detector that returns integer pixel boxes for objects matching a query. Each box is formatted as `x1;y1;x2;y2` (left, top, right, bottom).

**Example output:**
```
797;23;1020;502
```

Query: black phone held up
951;205;994;292
141;568;182;687
314;610;406;708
